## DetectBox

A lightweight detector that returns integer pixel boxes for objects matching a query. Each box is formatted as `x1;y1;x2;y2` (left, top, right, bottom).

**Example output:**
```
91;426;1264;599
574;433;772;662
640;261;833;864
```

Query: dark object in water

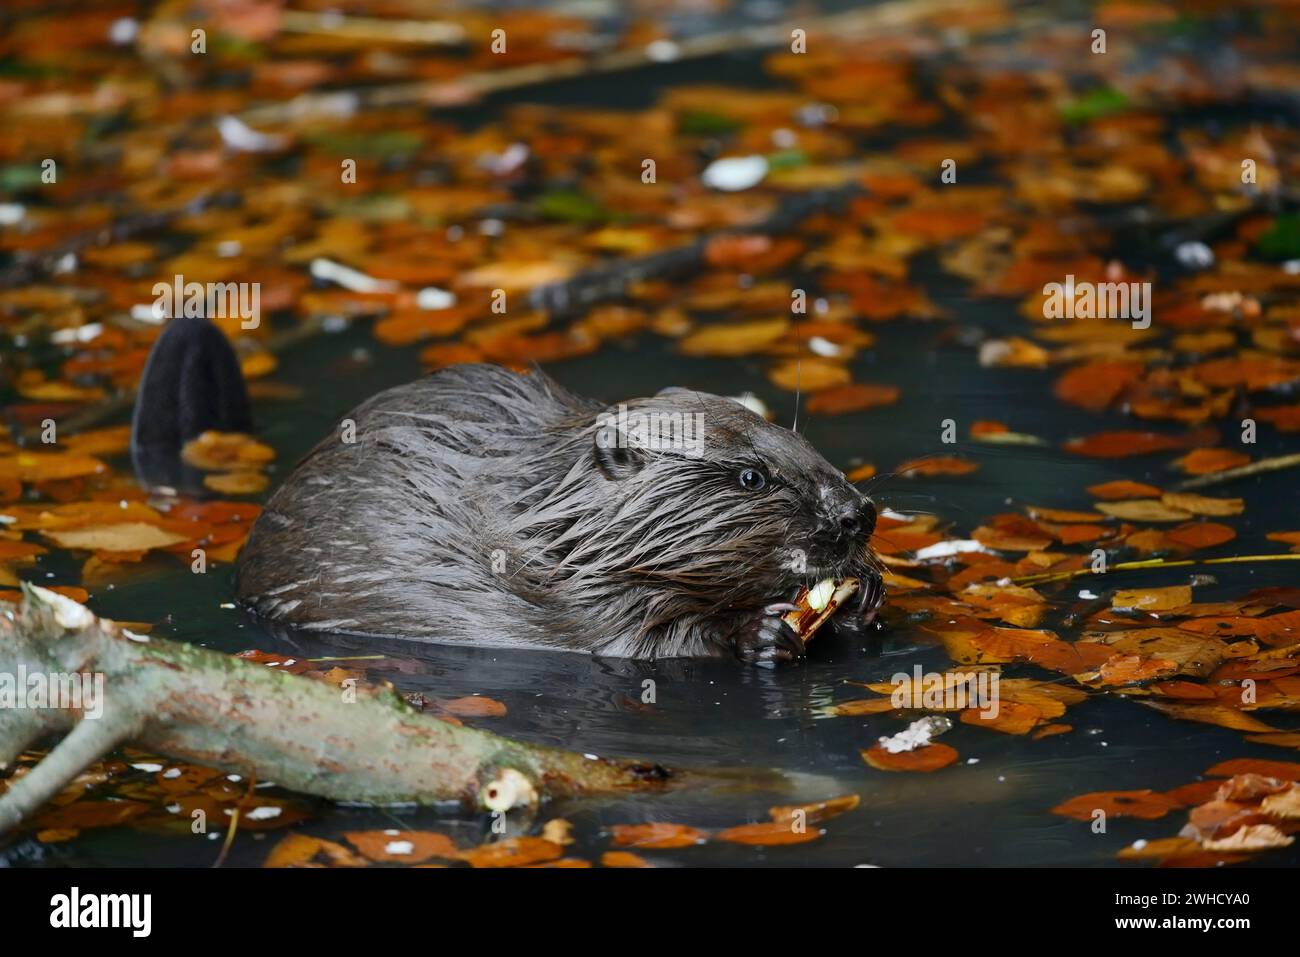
129;317;252;493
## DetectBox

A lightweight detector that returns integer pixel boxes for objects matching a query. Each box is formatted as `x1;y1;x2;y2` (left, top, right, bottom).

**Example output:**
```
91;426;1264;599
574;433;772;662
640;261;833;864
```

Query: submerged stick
1013;553;1300;586
0;585;674;834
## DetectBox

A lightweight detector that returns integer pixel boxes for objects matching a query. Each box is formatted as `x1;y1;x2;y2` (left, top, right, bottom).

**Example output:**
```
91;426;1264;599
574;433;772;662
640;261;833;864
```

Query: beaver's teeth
807;578;837;612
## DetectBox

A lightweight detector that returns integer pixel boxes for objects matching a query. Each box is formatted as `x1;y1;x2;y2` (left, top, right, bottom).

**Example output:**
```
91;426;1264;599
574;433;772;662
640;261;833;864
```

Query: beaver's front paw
731;605;806;667
829;571;887;637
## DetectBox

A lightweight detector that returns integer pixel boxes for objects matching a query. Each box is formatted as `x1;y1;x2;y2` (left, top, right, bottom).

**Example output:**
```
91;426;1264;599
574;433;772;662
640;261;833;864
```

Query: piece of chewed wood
782;578;859;643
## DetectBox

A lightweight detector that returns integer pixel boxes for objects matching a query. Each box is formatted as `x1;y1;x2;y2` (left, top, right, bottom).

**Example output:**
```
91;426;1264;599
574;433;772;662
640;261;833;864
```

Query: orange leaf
600;851;653;867
897;456;979;477
861;742;959;772
1174;448;1250;475
608;823;707;849
441;696;507;717
806;383;900;414
1051;790;1181;821
715;821;824;846
1088;479;1162;499
460;837;564;868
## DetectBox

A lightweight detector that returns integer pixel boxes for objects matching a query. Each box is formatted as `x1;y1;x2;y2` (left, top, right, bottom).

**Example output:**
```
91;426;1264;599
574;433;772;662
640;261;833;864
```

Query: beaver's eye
738;468;767;491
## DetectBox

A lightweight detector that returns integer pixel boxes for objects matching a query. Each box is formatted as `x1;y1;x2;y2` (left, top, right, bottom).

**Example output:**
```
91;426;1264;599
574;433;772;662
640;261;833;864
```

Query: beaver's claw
829;570;887;637
731;607;805;668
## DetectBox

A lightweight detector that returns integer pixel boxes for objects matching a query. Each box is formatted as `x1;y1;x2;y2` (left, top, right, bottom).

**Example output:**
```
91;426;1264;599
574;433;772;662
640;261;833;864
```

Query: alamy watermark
595;404;705;456
891;665;1000;719
1043;274;1151;329
1;666;105;719
151;274;260;329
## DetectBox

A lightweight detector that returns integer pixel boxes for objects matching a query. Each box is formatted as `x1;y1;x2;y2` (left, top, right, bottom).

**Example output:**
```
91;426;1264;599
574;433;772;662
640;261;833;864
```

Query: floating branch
0;585;675;834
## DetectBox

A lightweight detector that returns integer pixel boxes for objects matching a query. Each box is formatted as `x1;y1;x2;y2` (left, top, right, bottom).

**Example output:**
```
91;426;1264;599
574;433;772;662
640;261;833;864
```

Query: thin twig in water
1013;553;1300;586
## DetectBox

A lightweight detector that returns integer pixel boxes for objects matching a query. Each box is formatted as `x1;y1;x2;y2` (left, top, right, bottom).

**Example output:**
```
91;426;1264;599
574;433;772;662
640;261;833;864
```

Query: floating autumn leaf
34;800;152;830
960;700;1044;734
897;455;979;477
1260;786;1300;819
767;357;850;392
1095;499;1191;522
1159;491;1244;517
42;523;190;554
459;836;565;868
1165;522;1236;550
715;821;823;846
203;471;270;495
768;794;860;825
440;695;507;717
600;851;653;867
608;823;708;849
1088;479;1162;499
1254;405;1300;431
805;383;900;414
1174;448;1251;475
0;451;108;483
264;833;368;868
344;830;461;864
1025;505;1105;524
1111;585;1193;611
1201;824;1294;852
1081;627;1246;679
861;742;958;772
1206;758;1300;781
1051;790;1182;822
1267;531;1300;551
1142;700;1279;733
1053;360;1143;411
181;431;276;471
958;582;1049;627
677;317;789;357
1178;608;1300;643
1064;430;1204;458
460;260;576;291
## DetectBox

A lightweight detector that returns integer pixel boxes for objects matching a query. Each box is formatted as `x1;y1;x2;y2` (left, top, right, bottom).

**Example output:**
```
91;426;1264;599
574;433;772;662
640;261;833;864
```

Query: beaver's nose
837;500;877;540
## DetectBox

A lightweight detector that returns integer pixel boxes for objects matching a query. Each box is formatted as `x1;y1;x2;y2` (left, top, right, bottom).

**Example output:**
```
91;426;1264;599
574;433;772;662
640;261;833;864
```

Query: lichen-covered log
0;585;674;833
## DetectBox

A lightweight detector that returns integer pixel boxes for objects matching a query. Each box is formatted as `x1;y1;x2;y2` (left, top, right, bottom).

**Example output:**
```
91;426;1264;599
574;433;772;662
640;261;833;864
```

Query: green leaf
678;111;743;136
534;189;609;224
1059;87;1130;124
1256;214;1300;260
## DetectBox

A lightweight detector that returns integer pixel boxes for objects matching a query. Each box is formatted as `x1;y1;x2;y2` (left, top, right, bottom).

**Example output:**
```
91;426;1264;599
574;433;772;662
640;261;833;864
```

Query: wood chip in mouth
782;577;859;643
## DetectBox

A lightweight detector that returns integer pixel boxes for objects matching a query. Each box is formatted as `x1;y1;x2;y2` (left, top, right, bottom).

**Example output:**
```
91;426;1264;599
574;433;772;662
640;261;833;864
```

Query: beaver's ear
593;421;648;481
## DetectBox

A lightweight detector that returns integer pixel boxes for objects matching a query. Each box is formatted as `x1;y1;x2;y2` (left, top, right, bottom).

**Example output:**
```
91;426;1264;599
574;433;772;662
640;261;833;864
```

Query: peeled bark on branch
0;585;674;834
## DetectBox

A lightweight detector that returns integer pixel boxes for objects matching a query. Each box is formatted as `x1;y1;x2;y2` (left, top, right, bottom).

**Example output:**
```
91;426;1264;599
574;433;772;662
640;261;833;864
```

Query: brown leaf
265;833;368;868
345;830;461;864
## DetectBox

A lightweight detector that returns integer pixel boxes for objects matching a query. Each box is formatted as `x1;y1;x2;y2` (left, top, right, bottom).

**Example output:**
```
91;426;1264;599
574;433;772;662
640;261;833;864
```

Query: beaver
132;318;884;664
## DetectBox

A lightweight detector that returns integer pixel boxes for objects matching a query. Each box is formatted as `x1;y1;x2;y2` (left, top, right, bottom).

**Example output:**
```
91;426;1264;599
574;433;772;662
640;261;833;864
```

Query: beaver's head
566;387;878;616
